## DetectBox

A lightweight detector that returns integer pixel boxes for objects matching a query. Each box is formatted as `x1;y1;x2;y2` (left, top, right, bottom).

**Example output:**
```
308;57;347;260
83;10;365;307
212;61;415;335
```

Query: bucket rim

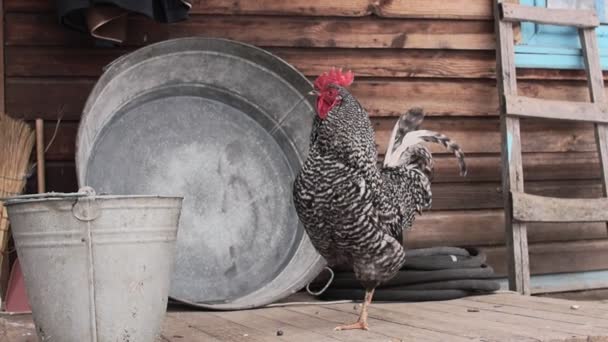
3;192;183;206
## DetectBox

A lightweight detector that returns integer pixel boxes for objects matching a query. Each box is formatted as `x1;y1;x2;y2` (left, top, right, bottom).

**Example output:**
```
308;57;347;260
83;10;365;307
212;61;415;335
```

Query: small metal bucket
5;188;182;342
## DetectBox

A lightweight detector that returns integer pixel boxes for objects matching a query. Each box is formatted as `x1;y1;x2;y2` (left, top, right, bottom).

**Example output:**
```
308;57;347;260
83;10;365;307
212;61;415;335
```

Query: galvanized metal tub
5;190;183;342
75;38;325;309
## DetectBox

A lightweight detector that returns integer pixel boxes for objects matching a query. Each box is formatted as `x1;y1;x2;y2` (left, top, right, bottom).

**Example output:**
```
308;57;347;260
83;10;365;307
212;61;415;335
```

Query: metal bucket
5;188;183;342
76;38;325;309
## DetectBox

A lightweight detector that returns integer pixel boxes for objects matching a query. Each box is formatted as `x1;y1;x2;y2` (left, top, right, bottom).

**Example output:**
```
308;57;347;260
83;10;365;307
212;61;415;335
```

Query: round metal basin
76;38;325;309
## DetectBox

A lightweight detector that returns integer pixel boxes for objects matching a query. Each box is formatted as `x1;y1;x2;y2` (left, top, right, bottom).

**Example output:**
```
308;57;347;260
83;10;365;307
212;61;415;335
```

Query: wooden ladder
495;0;608;295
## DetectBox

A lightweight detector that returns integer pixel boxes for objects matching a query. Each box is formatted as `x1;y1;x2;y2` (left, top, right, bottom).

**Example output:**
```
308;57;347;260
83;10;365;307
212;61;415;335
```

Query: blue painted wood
516;0;608;69
516;45;608;55
496;270;608;293
516;52;608;68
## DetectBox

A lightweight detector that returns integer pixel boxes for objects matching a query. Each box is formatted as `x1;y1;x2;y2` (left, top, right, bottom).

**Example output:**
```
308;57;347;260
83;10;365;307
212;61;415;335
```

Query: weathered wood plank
518;68;608;81
512;191;608;222
298;304;478;341
431;151;600;183
35;134;605;184
408;209;608;248
499;2;599;28
31;162;608;247
6;77;502;118
274;49;497;79
160;315;223;342
539;287;608;301
195;0;500;19
168;312;271;342
505;95;608;123
3;49;497;81
10;76;608;120
191;0;372;17
213;309;339;342
438;299;608;334
6;301;608;342
580;27;608;206
434;179;605;210
360;79;606;118
281;51;602;82
285;305;432;341
6;78;93;120
2;0;500;19
331;302;540;340
520;293;608;313
36;118;603;161
458;297;608;330
375;0;493;19
22;158;608;246
4;45;608;82
483;239;608;277
467;293;608;320
406;300;603;338
355;80;499;118
5;47;127;77
255;307;394;342
3;0;48;12
5;14;496;50
495;0;530;294
27;159;606;211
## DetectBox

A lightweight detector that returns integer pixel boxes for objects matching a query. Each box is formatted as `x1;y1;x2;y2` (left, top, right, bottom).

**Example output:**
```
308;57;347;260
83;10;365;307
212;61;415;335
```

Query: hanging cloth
55;0;192;43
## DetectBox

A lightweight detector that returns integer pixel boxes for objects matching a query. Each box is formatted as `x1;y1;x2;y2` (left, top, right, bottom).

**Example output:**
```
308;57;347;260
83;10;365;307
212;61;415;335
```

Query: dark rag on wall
55;0;192;43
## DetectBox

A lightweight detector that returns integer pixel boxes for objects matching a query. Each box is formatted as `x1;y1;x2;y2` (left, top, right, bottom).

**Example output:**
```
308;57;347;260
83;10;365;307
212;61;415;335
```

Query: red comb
314;68;355;90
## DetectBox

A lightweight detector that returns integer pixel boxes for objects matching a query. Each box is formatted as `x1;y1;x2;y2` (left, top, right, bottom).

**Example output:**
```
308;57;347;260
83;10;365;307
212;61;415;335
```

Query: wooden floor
3;293;608;341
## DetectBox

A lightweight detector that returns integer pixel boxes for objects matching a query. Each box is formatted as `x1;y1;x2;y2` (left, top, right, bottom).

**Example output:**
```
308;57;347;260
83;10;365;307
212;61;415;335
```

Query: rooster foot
334;321;369;331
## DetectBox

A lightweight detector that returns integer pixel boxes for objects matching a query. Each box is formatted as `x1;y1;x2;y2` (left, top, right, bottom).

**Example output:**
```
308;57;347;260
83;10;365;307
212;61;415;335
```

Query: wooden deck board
255;307;366;342
2;293;608;342
213;308;339;342
425;300;608;336
356;302;543;340
160;314;223;342
286;305;408;341
468;294;608;320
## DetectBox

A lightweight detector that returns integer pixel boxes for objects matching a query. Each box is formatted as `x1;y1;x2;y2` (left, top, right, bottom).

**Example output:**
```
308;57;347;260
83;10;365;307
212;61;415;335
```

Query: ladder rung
512;191;608;222
505;95;608;123
499;3;599;28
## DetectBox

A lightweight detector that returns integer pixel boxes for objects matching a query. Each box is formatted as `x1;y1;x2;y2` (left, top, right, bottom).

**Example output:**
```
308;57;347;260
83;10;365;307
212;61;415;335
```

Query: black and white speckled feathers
293;85;465;290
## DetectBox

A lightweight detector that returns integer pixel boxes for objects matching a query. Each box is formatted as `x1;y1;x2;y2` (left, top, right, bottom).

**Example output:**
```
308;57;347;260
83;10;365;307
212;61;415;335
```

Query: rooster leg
334;288;375;331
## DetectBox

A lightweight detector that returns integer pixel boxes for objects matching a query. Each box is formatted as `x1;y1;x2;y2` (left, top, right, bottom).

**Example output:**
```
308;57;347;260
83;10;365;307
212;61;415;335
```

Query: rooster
293;68;466;331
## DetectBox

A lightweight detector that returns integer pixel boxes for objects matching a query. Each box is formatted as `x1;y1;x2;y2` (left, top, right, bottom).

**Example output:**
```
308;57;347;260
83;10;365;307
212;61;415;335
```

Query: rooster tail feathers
384;107;467;177
394;107;424;148
385;107;425;162
385;129;468;177
419;132;467;177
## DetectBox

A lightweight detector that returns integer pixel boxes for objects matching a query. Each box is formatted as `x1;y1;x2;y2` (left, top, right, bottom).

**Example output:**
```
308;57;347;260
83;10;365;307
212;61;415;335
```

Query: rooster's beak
308;90;320;96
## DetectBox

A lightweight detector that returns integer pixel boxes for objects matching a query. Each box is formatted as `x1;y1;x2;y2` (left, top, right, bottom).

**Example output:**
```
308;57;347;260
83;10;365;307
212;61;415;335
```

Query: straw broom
0;113;35;281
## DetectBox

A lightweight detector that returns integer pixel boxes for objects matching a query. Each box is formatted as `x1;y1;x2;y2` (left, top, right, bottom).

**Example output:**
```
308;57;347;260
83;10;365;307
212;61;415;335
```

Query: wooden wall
5;0;608;283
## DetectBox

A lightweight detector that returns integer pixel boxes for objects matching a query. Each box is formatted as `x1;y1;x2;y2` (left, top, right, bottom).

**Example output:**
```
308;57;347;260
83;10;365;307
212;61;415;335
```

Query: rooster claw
334;321;369;331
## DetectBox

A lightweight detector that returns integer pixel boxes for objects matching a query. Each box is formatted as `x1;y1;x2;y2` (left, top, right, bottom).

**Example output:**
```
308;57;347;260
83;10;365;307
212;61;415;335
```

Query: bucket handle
72;187;100;222
0;191;87;202
0;186;96;202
